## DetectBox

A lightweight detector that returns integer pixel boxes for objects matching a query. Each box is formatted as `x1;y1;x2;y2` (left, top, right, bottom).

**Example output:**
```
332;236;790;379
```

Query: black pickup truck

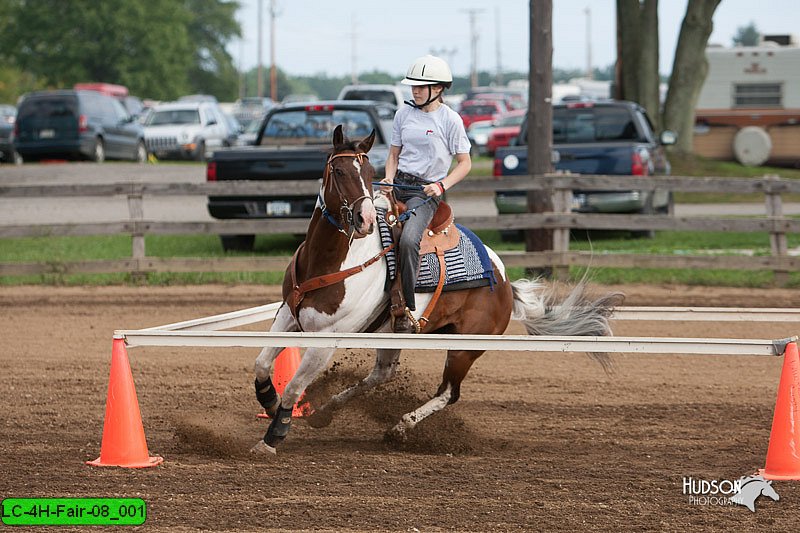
493;100;676;237
207;100;396;251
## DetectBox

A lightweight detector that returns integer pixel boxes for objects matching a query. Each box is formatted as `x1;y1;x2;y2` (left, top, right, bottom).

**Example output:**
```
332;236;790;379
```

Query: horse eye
333;167;344;178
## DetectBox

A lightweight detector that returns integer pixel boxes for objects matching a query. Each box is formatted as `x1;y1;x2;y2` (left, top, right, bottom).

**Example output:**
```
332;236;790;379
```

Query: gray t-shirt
391;104;471;182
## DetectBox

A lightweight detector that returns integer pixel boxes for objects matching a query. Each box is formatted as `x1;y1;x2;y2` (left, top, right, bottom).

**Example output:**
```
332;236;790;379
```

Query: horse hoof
306;409;334;429
250;440;277;456
384;423;408;444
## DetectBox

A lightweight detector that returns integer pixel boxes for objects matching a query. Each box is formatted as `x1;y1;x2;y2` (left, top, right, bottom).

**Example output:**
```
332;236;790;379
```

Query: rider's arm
382;145;401;192
441;152;471;191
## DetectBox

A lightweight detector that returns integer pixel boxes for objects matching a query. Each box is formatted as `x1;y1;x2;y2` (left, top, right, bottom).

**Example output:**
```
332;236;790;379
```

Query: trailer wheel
733;126;771;167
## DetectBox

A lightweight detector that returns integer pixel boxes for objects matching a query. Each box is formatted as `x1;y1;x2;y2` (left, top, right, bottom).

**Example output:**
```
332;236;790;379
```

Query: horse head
321;124;377;237
729;475;780;512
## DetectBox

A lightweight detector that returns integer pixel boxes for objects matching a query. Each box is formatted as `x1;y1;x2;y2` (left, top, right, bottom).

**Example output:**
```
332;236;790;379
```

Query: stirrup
392;307;420;334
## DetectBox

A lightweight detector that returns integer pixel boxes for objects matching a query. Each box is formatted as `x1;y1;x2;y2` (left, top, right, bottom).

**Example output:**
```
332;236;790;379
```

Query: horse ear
357;129;376;154
333;124;345;147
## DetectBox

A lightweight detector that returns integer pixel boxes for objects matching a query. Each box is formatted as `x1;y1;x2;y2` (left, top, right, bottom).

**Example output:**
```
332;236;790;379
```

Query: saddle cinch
388;200;460;332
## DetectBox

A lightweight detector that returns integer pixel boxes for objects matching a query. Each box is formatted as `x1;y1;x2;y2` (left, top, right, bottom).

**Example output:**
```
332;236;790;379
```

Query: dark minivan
14;90;148;162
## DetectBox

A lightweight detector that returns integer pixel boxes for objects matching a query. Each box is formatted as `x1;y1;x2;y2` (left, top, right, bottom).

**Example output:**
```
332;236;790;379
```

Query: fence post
127;189;146;283
764;174;789;287
551;184;572;280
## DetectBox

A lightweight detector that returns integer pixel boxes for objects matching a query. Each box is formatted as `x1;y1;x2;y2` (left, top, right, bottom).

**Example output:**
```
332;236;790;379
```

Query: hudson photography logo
682;475;780;512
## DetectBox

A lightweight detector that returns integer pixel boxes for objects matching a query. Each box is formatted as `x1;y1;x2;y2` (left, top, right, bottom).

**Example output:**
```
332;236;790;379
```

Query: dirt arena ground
2;283;800;531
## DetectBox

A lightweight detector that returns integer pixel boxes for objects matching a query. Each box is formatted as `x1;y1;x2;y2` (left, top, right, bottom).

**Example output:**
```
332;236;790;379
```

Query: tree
615;0;660;130
184;0;241;101
732;21;760;46
0;0;240;101
662;0;722;154
616;0;721;153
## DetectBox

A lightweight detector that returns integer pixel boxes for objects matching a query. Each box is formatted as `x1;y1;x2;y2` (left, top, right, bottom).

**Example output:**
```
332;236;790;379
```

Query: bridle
319;151;373;242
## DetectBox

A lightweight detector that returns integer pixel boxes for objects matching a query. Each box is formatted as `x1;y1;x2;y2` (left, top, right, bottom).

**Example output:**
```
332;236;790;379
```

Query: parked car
207;100;396;251
14;90;148;163
0;104;21;164
493;100;676;238
222;112;244;146
467;119;494;157
143;101;231;161
486;108;527;156
232;97;275;129
337;84;411;108
459;99;507;129
236;118;262;146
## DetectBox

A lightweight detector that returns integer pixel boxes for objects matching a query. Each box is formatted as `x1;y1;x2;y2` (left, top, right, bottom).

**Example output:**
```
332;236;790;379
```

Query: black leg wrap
264;405;294;447
255;377;279;411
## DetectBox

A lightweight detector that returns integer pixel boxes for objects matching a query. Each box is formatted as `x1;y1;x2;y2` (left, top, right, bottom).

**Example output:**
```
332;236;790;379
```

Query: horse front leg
251;346;336;456
307;348;402;428
253;305;297;418
387;349;484;442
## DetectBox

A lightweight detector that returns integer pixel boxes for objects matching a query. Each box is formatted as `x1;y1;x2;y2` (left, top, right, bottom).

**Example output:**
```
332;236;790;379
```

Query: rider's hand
424;181;446;198
379;177;393;195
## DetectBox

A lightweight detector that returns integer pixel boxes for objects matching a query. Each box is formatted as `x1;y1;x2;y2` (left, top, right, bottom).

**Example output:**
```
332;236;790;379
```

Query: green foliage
733;21;760;46
0;0;239;101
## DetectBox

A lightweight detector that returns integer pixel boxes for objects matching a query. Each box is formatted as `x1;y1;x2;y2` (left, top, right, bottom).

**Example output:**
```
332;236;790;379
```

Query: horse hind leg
386;349;483;442
307;348;401;428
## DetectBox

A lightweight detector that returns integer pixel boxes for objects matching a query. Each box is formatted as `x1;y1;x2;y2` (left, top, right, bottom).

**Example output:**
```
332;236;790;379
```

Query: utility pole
461;8;484;88
238;38;245;100
350;14;358;84
257;0;263;97
269;0;278;102
525;0;554;276
585;6;593;79
495;7;503;85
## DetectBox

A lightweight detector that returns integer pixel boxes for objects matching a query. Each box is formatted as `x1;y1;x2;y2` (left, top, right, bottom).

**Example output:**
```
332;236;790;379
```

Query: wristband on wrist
437;182;446;194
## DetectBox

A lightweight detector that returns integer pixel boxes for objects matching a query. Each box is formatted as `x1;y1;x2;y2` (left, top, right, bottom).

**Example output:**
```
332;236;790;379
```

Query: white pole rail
115;329;795;357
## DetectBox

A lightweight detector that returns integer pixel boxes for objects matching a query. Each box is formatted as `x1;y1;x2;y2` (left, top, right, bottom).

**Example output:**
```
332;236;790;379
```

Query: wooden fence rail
1;174;796;281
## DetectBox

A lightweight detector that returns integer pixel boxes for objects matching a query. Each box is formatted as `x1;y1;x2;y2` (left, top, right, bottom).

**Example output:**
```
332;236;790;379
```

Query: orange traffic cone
759;341;800;480
257;347;312;418
87;337;163;468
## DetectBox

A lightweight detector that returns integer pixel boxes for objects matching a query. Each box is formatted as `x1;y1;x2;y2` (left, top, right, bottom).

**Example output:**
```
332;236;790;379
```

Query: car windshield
260;109;374;146
146;109;200;126
553;107;641;143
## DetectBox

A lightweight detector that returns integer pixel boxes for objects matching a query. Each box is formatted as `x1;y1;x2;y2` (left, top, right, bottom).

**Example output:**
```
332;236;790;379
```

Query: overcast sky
230;0;797;78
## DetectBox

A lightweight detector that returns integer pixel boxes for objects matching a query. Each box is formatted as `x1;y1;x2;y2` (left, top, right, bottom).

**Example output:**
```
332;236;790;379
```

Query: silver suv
143;101;230;161
337;84;411;108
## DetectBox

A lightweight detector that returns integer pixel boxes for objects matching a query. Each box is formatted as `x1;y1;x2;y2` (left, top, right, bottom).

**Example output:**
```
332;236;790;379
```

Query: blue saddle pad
377;207;496;293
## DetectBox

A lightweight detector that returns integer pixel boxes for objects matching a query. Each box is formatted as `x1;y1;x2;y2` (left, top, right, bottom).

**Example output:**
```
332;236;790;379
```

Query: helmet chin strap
404;85;439;109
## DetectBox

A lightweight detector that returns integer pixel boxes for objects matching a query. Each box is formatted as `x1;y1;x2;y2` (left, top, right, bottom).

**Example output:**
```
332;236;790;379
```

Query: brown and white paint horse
251;125;622;455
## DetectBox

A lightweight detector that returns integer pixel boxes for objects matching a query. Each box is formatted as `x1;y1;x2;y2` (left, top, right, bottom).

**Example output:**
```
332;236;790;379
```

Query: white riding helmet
401;55;453;87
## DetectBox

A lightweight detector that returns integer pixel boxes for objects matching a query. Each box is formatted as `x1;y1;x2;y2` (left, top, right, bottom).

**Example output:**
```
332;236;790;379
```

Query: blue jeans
395;172;441;311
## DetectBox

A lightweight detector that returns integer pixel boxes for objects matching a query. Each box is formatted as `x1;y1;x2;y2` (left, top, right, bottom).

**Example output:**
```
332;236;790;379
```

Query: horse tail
511;278;625;374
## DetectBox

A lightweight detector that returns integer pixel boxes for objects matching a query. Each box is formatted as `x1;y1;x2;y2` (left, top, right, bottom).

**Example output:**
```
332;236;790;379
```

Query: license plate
39;129;55;139
266;201;291;216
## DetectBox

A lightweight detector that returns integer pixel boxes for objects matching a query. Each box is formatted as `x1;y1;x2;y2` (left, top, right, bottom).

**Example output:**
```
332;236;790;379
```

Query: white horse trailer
693;35;800;166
